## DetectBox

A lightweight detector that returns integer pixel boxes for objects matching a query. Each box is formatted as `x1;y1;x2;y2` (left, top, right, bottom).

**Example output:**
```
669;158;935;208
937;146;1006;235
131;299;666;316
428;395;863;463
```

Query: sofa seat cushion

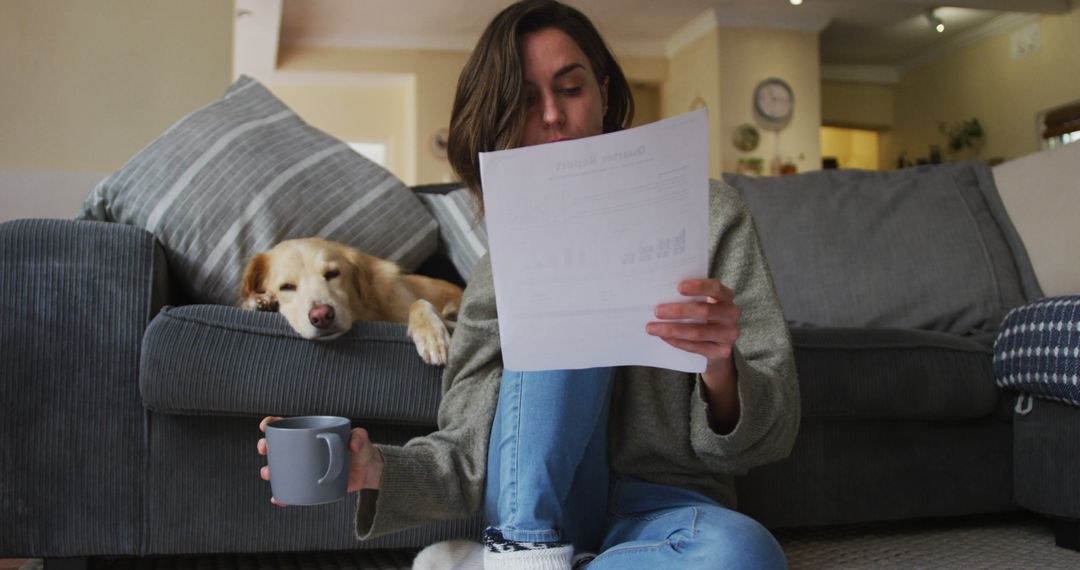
793;327;999;420
140;305;443;424
994;296;1080;407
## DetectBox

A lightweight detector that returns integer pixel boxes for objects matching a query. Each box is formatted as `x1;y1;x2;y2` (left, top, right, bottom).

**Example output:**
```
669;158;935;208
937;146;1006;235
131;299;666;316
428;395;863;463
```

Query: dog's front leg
407;299;452;366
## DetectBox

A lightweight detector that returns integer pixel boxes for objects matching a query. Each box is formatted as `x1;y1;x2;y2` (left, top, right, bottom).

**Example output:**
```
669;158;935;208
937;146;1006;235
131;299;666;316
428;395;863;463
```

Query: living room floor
776;511;1080;568
4;511;1079;569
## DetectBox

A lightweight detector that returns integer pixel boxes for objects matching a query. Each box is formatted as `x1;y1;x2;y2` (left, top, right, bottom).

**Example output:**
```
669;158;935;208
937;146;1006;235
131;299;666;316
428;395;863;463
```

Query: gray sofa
722;162;1043;528
0;161;1049;562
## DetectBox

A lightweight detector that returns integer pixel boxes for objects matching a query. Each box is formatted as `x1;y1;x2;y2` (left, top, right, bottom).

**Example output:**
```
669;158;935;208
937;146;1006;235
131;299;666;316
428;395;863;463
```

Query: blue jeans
484;368;788;569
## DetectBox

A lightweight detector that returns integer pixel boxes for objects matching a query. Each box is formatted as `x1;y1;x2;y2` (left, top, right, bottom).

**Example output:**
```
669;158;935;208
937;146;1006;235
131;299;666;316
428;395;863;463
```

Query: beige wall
266;82;413;182
718;28;822;175
662;30;724;178
6;2;1071;208
629;82;661;127
821;80;895;130
0;0;233;221
662;26;822;177
277;45;669;185
0;0;233;172
619;56;668;85
277;46;467;186
884;9;1080;166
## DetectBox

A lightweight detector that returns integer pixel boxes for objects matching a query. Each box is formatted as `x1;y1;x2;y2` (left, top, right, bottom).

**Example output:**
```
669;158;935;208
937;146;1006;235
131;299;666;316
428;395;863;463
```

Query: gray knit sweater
355;179;799;538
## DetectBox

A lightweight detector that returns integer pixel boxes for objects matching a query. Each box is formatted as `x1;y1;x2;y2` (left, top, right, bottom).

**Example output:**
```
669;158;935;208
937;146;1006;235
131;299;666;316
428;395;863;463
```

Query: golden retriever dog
240;238;462;365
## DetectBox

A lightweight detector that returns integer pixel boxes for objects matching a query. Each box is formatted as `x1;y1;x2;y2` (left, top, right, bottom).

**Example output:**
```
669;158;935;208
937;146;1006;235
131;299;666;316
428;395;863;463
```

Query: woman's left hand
647;278;742;430
647;278;741;366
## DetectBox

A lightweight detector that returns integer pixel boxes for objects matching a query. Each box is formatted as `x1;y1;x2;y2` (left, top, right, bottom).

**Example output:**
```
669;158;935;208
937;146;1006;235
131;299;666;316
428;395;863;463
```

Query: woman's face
519;27;608;148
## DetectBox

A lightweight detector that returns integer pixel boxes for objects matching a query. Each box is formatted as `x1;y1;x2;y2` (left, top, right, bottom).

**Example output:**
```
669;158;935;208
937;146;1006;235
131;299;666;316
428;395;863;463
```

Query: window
348;142;387;167
1050;130;1080;149
1041;102;1080;150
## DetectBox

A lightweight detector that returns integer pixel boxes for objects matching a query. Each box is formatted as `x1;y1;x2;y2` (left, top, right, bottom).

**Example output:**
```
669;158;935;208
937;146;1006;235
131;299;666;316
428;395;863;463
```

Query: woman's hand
257;416;386;507
647;279;740;362
647;279;742;431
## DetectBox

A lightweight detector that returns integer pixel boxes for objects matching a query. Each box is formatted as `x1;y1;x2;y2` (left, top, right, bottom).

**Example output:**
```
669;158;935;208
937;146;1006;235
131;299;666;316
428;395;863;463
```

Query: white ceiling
279;0;1073;67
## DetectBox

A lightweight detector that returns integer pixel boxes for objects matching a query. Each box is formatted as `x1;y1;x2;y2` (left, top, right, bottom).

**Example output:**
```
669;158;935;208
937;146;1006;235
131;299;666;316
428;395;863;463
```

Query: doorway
820;126;880;170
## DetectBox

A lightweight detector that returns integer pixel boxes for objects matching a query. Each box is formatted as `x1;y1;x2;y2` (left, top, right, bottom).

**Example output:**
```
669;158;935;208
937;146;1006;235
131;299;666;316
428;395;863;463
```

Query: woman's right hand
257;416;386;507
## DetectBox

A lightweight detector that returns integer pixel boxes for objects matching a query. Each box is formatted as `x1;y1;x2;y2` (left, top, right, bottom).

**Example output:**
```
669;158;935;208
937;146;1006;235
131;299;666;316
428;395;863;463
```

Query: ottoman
994;295;1080;550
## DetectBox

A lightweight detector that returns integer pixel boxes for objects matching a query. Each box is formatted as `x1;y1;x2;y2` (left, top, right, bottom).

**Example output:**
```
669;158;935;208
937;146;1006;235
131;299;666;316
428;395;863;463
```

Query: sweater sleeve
355;256;502;539
687;181;800;474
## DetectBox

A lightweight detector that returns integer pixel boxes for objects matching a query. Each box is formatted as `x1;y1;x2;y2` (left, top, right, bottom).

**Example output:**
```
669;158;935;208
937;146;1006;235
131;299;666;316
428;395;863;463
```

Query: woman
259;2;799;568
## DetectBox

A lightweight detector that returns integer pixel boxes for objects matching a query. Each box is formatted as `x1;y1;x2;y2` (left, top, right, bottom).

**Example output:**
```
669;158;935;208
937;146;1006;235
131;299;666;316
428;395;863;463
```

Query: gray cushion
79;76;438;305
792;326;998;420
140;305;443;424
414;184;488;282
724;162;1038;334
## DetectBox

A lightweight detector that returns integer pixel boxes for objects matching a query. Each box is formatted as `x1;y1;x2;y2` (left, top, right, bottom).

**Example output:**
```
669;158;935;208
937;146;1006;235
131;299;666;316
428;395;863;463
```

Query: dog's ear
240;252;270;307
341;246;380;313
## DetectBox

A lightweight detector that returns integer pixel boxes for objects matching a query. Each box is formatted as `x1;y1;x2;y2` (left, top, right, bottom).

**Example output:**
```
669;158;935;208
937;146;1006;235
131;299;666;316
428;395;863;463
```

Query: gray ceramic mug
265;416;351;505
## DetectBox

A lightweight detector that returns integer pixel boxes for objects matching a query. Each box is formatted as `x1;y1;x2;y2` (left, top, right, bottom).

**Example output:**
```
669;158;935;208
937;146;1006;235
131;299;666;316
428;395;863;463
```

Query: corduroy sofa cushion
792;326;999;420
140;305;443;424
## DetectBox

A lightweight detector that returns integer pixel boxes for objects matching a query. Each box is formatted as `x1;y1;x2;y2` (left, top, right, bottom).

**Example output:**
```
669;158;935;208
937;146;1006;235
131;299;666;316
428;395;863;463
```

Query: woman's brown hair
447;0;634;214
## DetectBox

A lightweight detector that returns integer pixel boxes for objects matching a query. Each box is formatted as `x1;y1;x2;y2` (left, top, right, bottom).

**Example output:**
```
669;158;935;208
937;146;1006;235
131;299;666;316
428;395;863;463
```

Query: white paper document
479;109;710;373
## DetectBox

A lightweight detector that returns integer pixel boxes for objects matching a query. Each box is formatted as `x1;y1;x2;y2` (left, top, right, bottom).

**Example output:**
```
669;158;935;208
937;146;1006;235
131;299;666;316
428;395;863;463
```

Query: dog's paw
242;293;279;312
409;320;451;366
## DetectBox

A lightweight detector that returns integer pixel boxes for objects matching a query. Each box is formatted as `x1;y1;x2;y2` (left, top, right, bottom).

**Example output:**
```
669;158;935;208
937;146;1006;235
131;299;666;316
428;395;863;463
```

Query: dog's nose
309;304;336;329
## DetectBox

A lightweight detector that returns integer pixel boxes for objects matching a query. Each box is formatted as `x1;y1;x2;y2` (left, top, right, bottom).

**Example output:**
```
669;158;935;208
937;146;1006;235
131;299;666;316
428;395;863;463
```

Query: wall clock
753;78;794;124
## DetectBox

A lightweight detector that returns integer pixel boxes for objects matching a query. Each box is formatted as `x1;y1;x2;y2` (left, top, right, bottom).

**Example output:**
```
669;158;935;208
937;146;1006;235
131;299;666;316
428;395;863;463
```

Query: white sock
412;539;484;570
483;543;574;570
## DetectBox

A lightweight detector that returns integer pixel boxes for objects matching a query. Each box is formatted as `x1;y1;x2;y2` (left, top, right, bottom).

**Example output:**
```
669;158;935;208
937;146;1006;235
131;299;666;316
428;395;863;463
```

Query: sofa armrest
0;219;169;557
140;305;443;424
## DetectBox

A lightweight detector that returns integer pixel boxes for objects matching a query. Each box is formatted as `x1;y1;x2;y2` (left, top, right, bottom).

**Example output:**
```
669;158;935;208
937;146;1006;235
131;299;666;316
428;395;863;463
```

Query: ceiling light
790;0;803;5
927;9;945;33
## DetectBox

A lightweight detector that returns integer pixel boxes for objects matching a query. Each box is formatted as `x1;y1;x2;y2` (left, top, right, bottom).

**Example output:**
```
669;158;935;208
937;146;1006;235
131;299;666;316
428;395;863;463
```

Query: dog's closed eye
324;269;340;281
280;283;296;291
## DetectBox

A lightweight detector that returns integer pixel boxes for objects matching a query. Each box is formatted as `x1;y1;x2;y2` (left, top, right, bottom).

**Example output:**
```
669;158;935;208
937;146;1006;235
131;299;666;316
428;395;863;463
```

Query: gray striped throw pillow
78;76;438;305
414;186;488;281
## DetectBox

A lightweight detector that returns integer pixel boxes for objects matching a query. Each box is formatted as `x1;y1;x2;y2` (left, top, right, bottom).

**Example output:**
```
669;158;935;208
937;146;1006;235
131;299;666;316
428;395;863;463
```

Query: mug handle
316;433;344;485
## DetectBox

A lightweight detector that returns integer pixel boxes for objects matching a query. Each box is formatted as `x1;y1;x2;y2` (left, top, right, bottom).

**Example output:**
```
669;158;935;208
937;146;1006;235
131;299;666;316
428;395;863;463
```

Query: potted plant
938;118;985;158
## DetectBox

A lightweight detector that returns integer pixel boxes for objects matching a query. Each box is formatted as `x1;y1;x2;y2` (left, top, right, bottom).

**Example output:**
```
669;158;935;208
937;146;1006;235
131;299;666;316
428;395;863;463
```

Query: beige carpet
775;512;1080;569
15;512;1080;569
